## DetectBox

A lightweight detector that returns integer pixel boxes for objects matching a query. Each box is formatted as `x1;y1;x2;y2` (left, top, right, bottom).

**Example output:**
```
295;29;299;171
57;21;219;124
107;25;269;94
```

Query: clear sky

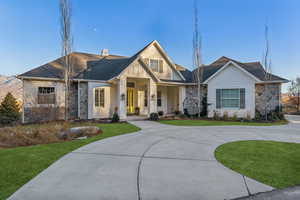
0;0;299;91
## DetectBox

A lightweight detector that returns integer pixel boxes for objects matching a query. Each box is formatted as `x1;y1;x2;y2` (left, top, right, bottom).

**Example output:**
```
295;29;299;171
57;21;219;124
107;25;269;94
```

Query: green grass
215;140;300;188
0;123;140;200
159;119;288;126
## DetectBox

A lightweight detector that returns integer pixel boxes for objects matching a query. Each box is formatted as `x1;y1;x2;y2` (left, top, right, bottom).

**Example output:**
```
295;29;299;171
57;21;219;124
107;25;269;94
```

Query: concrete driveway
9;120;300;200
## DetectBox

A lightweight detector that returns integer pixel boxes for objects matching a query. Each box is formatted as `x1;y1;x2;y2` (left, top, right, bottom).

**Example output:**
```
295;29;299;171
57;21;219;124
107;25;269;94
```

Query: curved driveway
9;118;300;200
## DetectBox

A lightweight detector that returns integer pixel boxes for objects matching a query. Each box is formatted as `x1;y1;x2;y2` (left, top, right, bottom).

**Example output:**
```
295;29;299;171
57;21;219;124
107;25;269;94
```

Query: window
221;89;240;108
157;91;162;107
150;59;159;72
149;59;163;73
144;89;148;107
127;82;135;88
95;88;105;107
38;87;55;104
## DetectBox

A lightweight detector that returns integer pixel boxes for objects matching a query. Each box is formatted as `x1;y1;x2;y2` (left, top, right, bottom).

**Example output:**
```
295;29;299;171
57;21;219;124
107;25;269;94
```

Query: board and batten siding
207;64;256;118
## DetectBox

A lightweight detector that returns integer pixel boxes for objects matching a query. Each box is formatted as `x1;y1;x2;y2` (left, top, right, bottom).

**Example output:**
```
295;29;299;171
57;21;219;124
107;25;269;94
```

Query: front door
127;88;135;114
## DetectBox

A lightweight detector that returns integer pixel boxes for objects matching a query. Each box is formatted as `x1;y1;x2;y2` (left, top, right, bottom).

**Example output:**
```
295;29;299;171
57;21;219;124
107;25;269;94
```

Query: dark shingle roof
20;50;287;84
186;56;288;83
20;52;106;79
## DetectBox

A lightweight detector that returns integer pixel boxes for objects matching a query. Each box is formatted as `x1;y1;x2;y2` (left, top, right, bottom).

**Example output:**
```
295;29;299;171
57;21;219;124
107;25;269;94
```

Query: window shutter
159;60;163;73
144;58;149;66
240;88;245;109
216;89;221;109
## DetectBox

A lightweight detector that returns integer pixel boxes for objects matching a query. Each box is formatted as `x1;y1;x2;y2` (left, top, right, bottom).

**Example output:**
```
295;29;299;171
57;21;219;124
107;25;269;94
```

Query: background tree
193;0;204;117
59;0;73;120
262;24;273;120
288;77;300;111
0;92;20;125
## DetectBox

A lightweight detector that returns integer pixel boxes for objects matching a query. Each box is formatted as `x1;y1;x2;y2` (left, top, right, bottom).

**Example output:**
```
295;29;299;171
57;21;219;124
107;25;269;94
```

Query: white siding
207;64;256;118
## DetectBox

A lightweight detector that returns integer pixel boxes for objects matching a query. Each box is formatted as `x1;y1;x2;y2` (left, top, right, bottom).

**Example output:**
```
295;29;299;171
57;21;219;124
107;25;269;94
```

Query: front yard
215;140;300;188
159;119;288;126
0;122;140;200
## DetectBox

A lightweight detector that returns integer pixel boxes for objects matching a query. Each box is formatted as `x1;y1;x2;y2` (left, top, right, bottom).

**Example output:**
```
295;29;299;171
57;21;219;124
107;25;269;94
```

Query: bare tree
288;77;300;111
193;0;204;117
262;24;273;120
59;0;73;120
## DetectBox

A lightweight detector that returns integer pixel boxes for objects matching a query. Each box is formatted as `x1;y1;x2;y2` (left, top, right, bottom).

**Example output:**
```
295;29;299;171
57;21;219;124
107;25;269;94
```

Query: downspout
77;81;80;119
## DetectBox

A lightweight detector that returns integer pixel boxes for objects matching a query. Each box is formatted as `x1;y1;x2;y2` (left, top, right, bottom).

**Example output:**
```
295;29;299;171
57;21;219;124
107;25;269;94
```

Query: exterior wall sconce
121;93;125;101
151;94;155;101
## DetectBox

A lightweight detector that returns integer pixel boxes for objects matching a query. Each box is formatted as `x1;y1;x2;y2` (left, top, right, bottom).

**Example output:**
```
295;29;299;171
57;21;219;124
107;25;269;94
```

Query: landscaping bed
0;122;140;200
215;140;300;188
0;121;104;148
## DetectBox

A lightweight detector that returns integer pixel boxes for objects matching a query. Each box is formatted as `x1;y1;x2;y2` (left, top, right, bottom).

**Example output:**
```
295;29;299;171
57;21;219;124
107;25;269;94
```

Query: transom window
149;59;163;73
221;89;240;108
95;88;105;107
38;87;55;104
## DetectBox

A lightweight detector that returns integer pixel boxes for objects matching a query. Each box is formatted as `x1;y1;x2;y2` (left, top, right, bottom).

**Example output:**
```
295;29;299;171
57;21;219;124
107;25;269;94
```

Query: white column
148;79;157;114
178;86;186;113
117;78;127;119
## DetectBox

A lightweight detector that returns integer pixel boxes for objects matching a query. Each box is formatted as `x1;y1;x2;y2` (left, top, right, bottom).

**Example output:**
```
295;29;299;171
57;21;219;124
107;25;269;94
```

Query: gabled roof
185;56;288;83
19;44;288;84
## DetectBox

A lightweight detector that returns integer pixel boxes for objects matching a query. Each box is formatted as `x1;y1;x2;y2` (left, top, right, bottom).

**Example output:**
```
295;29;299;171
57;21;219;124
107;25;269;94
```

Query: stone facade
24;106;65;123
255;83;281;115
79;82;88;119
184;85;207;115
69;82;78;119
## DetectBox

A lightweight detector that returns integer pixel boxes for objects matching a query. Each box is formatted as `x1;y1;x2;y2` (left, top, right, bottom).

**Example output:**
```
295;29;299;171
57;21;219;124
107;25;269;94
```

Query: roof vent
101;49;109;56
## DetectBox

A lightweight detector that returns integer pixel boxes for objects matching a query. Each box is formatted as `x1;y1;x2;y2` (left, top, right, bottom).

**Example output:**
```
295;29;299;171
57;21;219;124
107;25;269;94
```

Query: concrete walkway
9;120;300;200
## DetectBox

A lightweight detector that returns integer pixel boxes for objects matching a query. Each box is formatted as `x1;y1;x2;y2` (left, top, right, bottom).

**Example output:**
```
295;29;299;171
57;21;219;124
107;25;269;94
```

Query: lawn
0;122;140;200
215;140;300;188
159;119;288;126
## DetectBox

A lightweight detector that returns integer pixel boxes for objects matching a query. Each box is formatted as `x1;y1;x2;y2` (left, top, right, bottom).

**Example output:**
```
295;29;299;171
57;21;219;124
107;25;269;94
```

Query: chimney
101;49;109;56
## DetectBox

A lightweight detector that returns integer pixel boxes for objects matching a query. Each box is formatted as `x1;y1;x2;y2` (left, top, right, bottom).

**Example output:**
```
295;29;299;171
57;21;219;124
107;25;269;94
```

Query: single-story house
18;40;288;123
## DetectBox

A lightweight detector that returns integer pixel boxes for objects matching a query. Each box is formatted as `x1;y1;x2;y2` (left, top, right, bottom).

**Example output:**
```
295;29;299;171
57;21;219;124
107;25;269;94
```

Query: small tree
0;93;21;125
193;0;204;117
288;77;300;111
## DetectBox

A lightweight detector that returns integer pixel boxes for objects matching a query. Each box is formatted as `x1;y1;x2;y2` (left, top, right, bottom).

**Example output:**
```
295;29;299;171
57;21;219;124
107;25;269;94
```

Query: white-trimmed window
216;88;245;109
149;59;163;73
221;89;240;108
38;87;55;104
95;88;105;107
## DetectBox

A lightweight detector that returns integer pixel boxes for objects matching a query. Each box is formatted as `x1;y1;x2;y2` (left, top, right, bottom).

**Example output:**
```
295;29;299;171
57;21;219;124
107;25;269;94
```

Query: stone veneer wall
255;83;281;115
185;85;207;114
68;82;78;119
79;82;88;119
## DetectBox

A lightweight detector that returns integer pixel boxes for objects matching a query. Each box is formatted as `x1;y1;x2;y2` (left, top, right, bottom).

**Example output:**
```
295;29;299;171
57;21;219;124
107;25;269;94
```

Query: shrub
174;110;181;115
222;111;229;121
246;111;252;121
135;107;140;115
149;113;159;121
200;96;208;117
158;111;164;116
0;93;20;125
111;112;120;123
213;110;220;120
183;108;190;118
231;112;238;121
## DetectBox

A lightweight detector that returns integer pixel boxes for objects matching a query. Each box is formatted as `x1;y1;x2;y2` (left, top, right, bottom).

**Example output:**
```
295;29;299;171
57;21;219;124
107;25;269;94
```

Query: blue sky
0;0;299;91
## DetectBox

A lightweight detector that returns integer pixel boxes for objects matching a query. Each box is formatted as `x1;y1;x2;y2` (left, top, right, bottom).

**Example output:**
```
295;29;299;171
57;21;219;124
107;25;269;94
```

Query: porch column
149;79;157;114
178;86;186;113
117;77;127;119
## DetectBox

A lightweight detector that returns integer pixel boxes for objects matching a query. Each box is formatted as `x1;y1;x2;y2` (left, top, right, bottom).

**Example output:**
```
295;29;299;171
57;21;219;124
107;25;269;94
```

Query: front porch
116;77;185;120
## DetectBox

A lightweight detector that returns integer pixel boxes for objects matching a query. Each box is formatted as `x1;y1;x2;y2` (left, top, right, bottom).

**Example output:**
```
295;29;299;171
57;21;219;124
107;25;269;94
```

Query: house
18;40;288;123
